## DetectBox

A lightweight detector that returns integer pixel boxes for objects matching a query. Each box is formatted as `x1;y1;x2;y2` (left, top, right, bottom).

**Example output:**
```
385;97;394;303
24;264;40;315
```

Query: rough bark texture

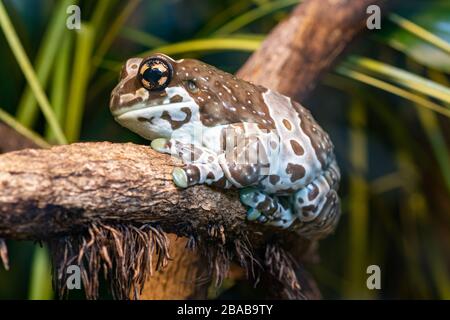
0;0;386;299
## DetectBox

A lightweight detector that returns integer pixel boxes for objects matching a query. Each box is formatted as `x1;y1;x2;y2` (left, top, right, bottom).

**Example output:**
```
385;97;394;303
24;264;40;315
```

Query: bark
0;0;386;299
237;0;386;101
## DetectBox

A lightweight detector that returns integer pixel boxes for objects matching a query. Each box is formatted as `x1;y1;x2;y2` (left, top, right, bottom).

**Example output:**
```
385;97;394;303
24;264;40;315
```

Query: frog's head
110;53;272;140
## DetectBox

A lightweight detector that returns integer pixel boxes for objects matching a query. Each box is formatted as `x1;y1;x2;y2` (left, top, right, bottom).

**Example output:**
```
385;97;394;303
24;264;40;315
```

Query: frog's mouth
112;101;193;118
111;86;195;118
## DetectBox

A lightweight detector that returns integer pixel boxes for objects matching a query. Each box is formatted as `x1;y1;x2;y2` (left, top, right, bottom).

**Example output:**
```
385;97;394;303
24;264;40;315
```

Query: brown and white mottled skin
110;54;341;239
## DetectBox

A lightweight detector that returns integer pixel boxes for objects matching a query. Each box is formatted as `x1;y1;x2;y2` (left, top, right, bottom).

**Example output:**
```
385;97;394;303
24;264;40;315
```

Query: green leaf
0;0;67;144
15;0;78;127
376;4;450;72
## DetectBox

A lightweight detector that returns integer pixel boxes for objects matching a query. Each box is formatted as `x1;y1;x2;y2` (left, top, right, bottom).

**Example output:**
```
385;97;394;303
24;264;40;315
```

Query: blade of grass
120;27;167;48
196;0;254;36
0;0;67;144
0;107;50;148
91;0;141;69
346;56;450;105
418;68;450;194
45;34;72;142
90;0;119;42
100;37;262;73
346;95;372;298
213;0;300;35
140;37;262;59
65;24;94;142
335;65;450;118
389;13;450;56
15;0;77;127
28;245;53;300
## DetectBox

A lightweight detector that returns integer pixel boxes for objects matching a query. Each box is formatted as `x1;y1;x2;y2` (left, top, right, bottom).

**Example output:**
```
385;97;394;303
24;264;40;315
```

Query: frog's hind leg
290;166;341;239
240;189;294;228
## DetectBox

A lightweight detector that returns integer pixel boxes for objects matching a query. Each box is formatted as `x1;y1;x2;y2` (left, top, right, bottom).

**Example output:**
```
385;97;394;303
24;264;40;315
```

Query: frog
110;53;341;239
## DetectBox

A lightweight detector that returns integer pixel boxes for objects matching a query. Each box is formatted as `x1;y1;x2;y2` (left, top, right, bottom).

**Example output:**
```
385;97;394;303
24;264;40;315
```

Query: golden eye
138;57;173;91
186;80;199;93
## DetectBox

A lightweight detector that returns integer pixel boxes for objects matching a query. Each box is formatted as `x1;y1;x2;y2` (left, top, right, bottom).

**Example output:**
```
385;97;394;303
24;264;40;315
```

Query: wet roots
48;222;305;300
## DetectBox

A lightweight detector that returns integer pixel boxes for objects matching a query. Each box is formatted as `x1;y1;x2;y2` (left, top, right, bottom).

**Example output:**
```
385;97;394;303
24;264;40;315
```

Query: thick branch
0;142;300;245
237;0;386;100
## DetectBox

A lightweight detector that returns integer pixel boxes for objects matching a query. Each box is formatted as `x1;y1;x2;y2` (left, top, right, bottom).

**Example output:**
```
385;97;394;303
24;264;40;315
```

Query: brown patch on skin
228;164;260;186
213;176;228;188
290;140;304;156
292;101;333;168
184;165;200;185
256;197;277;214
137;116;155;125
170;94;183;103
171;59;276;129
206;172;215;180
307;183;319;201
269;174;280;185
286;163;305;182
161;107;192;130
282;119;292;130
302;205;317;213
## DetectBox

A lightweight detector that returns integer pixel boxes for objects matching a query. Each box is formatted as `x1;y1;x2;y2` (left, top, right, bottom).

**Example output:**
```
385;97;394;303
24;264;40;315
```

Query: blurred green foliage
0;0;449;299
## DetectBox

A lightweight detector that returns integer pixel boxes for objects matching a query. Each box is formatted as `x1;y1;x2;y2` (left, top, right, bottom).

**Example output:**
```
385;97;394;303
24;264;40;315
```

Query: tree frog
110;54;341;239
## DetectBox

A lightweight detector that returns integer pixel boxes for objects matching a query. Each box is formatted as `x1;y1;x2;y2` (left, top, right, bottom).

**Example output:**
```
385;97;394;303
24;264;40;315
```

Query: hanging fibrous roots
49;222;170;300
48;222;307;300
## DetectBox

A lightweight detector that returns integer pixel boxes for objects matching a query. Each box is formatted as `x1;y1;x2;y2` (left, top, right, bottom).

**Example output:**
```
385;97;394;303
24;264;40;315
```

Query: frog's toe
151;138;170;153
172;167;188;188
246;207;261;221
239;188;259;206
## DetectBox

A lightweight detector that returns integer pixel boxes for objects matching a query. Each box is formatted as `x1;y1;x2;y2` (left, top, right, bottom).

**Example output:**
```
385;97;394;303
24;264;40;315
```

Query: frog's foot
291;170;341;239
240;188;294;228
151;138;171;154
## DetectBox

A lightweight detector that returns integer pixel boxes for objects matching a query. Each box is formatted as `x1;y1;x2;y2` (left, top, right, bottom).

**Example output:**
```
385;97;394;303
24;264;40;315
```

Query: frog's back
257;89;336;195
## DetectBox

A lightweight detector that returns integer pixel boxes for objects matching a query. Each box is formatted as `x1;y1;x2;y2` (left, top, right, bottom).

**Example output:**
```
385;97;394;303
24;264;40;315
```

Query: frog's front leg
151;138;231;188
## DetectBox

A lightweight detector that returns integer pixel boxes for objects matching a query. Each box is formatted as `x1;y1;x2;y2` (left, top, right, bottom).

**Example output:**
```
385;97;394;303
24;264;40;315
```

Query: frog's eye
185;80;199;93
138;57;173;91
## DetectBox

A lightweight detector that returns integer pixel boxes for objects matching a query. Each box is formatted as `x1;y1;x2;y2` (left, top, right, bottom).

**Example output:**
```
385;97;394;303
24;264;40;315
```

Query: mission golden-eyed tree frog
110;54;341;239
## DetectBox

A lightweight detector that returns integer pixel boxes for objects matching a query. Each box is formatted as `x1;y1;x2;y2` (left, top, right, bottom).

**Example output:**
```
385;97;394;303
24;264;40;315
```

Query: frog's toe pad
151;138;170;153
172;167;188;188
239;188;259;206
246;208;261;221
